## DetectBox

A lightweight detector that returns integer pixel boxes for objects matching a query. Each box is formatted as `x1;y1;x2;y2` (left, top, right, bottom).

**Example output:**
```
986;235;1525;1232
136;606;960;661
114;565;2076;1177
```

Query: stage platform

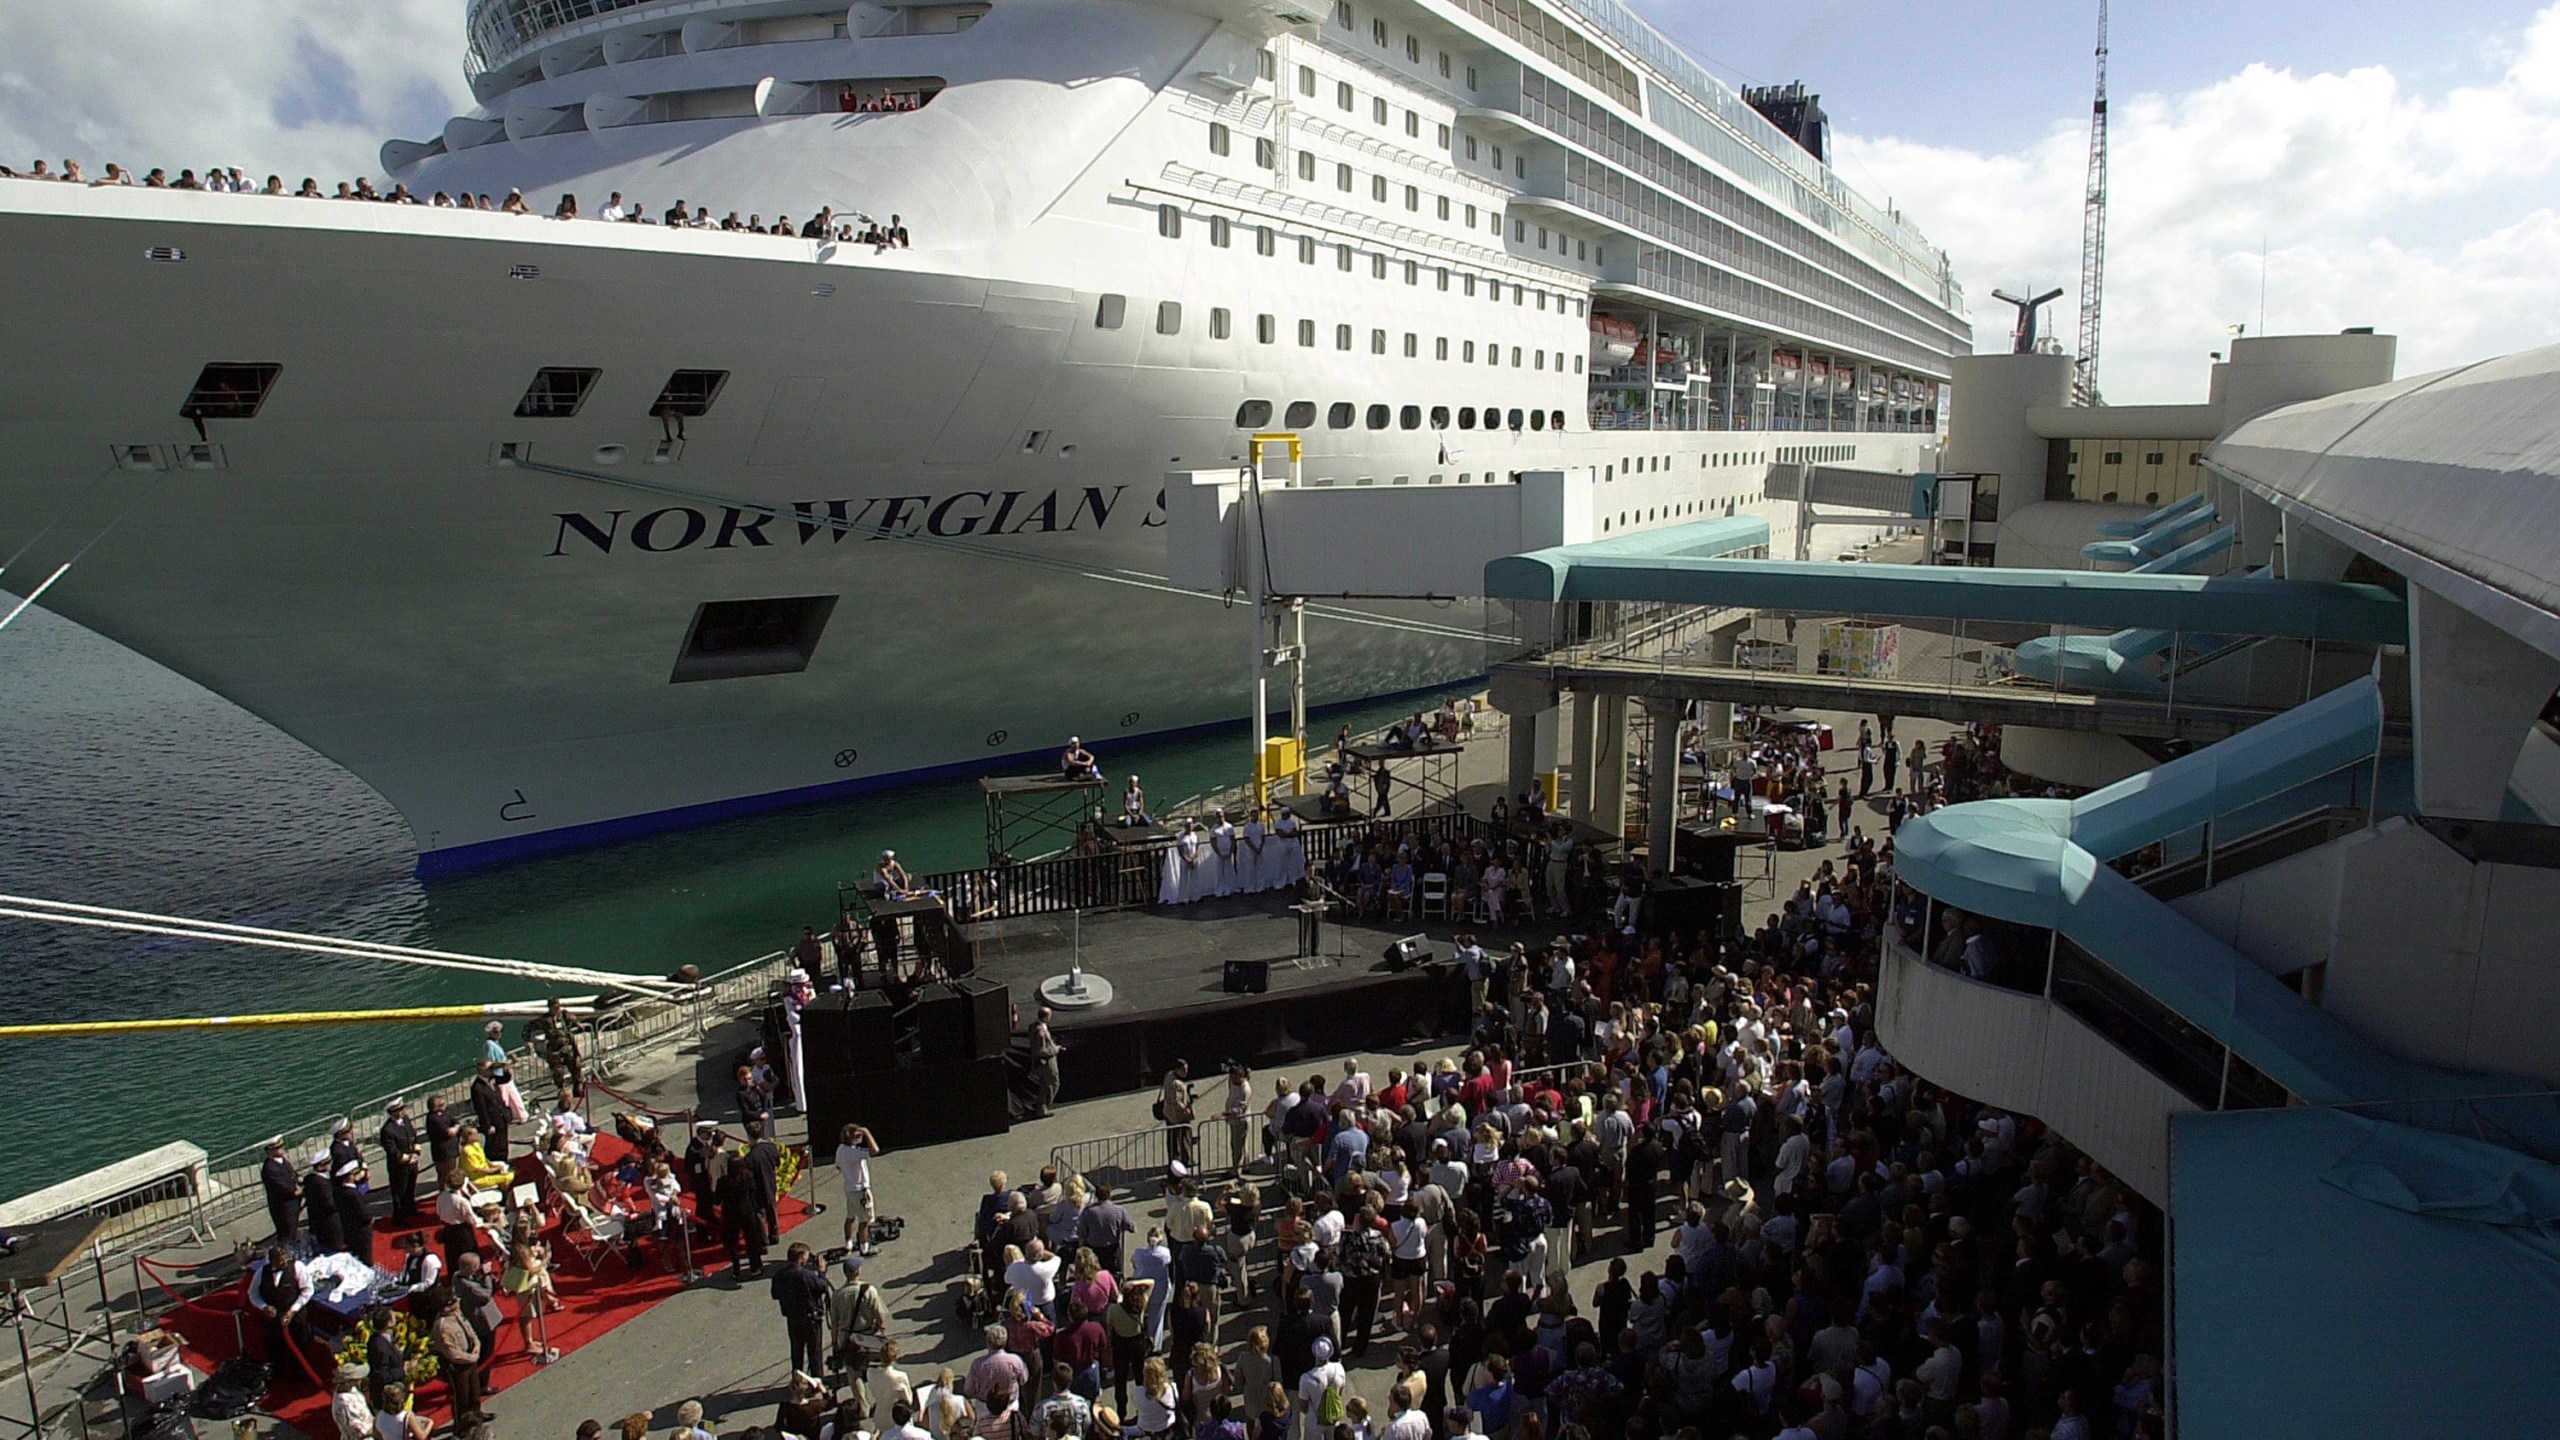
961;890;1541;1099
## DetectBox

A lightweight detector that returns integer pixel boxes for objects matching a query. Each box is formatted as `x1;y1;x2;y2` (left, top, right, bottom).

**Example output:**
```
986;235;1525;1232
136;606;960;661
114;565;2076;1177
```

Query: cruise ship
0;0;1966;874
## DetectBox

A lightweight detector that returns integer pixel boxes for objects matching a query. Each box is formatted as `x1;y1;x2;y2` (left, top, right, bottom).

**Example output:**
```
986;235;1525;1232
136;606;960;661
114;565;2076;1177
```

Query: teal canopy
1482;552;2405;643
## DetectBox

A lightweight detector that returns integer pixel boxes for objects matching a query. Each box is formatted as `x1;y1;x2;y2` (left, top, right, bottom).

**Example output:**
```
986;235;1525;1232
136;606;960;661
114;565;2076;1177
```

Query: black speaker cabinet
809;1056;1013;1152
1675;827;1745;884
1646;875;1740;939
803;1055;859;1155
953;976;1012;1060
876;1058;1014;1148
1223;959;1271;994
915;982;971;1059
803;991;897;1074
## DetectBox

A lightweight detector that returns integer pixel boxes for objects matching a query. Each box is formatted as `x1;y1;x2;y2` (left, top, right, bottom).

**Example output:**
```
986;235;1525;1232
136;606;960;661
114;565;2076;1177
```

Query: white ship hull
0;0;1958;872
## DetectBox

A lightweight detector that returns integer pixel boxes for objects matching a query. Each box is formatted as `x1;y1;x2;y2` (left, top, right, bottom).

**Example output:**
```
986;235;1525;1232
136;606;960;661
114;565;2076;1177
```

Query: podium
1292;900;1333;967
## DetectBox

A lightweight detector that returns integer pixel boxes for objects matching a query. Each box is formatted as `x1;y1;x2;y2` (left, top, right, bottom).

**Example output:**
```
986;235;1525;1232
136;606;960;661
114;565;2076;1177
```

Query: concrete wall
2173;817;2560;1084
2002;727;2156;789
1162;468;1596;596
1944;352;2073;497
1878;940;2197;1204
2212;333;2399;438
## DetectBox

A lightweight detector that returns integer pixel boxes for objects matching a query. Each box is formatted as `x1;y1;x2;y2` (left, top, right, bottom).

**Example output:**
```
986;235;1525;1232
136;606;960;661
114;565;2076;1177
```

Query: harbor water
0;604;1476;1199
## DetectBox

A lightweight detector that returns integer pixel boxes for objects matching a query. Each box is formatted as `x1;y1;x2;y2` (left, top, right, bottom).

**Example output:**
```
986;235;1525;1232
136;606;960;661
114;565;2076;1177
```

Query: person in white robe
1160;831;1186;906
1176;821;1208;904
1210;810;1240;896
1271;809;1306;888
1240;810;1271;892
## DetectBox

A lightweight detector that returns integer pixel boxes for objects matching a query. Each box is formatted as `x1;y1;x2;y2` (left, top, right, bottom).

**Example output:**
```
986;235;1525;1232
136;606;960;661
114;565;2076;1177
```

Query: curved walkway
1893;677;2538;1109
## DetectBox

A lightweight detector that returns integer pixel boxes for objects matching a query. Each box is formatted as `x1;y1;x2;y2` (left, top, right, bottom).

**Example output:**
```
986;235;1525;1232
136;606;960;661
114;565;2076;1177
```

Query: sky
4;1;2557;402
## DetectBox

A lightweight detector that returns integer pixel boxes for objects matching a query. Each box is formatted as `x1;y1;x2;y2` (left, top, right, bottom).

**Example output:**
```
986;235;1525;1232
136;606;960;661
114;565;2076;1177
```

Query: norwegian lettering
710;505;777;548
550;486;1139;558
1003;491;1062;534
548;509;628;556
871;495;933;537
927;491;994;536
630;506;708;552
1067;486;1125;531
792;499;855;544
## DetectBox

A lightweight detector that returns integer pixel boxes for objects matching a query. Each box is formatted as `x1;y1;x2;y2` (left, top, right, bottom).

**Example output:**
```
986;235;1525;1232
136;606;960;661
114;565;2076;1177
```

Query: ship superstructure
0;0;1965;872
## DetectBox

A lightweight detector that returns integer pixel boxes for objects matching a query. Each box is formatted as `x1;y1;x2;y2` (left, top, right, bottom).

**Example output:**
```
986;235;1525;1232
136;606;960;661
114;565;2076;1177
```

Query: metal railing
891;813;1498;925
1050;1119;1248;1206
2133;805;2370;901
916;852;1158;920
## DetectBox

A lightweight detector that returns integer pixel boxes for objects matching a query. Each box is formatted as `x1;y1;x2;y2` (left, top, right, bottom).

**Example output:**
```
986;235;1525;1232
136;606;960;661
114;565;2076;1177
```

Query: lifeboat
1589;314;1640;368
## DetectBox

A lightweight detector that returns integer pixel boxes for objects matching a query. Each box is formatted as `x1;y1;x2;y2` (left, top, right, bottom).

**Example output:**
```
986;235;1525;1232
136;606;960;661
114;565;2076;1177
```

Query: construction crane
2074;0;2110;404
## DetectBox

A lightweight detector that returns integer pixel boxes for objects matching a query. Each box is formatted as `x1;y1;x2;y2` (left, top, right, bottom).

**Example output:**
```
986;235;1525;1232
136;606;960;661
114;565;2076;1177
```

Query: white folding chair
564;1199;632;1275
1419;873;1450;920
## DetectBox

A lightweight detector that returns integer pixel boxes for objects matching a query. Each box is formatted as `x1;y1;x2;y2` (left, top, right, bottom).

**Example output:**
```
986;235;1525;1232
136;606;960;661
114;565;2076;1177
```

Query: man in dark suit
259;1138;301;1244
301;1153;343;1255
734;1062;773;1130
1298;864;1329;958
744;1121;783;1245
328;1118;362;1179
332;1159;373;1257
380;1100;423;1221
424;1095;462;1172
469;1062;511;1159
770;1243;833;1378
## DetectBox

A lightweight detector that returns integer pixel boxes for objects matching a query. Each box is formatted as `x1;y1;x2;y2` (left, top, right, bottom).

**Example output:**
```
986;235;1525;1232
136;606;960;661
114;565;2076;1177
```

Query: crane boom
2075;0;2109;404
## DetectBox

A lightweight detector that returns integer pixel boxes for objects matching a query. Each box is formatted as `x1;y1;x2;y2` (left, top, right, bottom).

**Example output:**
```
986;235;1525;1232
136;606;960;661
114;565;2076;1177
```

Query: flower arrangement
334;1309;440;1383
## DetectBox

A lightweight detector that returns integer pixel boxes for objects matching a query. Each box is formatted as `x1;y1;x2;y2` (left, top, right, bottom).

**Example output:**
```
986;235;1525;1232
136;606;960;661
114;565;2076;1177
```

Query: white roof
2209;344;2560;658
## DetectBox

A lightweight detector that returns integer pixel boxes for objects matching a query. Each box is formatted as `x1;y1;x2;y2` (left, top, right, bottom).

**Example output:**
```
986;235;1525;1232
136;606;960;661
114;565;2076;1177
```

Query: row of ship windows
173;362;729;422
1203;124;1601;271
1208;126;1524;238
1264;17;1484;102
1234;399;1567;432
1149;206;1589;319
1609;451;1771;476
1095;295;1582;373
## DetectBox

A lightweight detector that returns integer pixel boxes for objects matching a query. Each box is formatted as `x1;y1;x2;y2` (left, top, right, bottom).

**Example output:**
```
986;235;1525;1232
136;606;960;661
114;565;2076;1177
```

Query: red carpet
149;1137;811;1440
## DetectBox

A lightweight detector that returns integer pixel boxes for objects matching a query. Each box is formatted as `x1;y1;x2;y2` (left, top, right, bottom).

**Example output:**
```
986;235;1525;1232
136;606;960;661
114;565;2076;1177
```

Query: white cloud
1840;3;2560;401
0;2;464;187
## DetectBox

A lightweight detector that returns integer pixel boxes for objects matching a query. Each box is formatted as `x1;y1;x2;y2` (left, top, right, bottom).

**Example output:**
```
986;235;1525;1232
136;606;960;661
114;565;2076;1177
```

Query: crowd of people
743;716;2162;1440
253;700;2141;1440
2;157;913;248
245;1002;822;1440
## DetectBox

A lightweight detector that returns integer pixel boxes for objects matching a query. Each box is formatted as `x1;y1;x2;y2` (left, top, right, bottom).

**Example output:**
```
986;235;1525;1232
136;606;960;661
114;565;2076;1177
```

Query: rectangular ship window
651;369;730;417
671;595;839;683
515;367;599;418
180;363;282;421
